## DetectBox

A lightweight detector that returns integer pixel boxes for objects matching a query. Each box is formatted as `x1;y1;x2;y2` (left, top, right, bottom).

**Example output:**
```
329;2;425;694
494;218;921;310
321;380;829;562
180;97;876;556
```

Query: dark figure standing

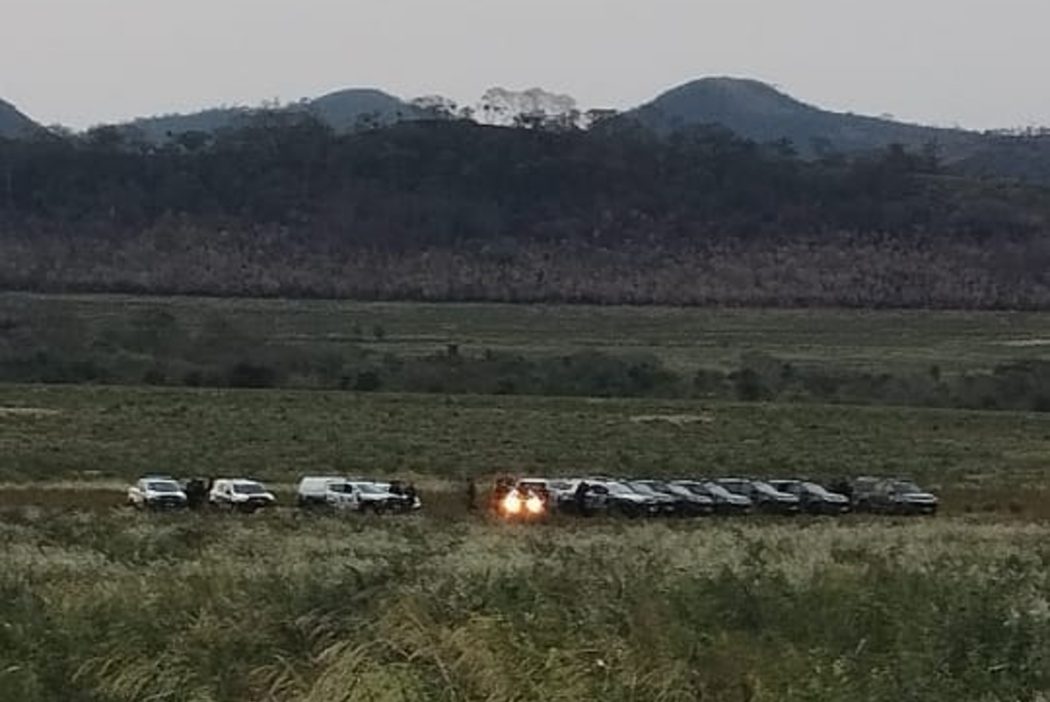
466;478;478;512
574;480;590;517
491;477;512;514
184;478;207;510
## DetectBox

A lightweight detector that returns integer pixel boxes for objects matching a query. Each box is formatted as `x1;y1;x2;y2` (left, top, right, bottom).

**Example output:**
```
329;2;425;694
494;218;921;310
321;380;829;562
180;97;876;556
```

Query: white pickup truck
127;476;188;510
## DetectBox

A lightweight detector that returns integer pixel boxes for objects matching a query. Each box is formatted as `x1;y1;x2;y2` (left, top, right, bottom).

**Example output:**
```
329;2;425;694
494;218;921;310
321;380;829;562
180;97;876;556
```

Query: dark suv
717;478;800;514
853;477;938;515
670;481;752;514
769;480;851;515
633;480;715;517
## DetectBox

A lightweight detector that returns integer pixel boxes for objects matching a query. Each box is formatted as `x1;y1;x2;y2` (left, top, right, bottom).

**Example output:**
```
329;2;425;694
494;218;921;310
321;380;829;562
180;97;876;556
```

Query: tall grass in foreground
3;511;1050;701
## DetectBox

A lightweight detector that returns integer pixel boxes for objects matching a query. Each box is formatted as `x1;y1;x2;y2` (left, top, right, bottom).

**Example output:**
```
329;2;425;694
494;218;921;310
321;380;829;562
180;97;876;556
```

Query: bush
226;361;278;388
353;370;382;392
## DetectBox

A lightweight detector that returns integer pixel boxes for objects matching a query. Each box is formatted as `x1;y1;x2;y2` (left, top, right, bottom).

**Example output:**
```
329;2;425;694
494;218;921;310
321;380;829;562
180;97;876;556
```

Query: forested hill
123;89;424;142
2;115;1050;308
0;98;39;138
631;77;977;157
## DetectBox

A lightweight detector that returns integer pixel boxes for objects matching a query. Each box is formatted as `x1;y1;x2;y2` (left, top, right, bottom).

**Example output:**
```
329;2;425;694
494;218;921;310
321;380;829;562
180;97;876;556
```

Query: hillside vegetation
632;77;976;156
3;115;1050;307
124;88;425;143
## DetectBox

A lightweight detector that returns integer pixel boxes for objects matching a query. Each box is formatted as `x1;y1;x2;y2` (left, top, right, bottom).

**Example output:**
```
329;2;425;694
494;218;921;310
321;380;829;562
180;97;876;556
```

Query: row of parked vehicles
498;476;939;519
127;477;278;512
295;476;422;513
126;475;422;513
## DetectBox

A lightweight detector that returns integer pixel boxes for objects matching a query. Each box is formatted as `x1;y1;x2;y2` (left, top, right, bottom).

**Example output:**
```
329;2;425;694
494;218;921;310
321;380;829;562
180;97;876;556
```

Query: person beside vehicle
574;480;590;517
466;477;478;512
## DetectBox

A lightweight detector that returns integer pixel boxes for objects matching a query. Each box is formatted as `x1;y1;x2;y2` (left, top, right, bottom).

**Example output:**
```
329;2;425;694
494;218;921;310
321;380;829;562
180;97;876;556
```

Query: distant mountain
121;89;425;143
9;76;1050;183
124;106;255;143
0;98;40;138
307;88;425;131
631;77;979;157
119;86;596;143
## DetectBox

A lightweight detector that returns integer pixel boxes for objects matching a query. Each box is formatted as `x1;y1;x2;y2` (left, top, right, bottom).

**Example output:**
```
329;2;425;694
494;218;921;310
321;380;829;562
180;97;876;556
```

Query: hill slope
306;88;426;131
631;77;979;156
3;119;1050;308
123;106;255;142
123;88;424;142
0;98;40;138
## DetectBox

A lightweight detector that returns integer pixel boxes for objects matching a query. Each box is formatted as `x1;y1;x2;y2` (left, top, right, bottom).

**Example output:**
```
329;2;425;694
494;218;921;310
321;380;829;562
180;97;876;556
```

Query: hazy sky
2;0;1048;130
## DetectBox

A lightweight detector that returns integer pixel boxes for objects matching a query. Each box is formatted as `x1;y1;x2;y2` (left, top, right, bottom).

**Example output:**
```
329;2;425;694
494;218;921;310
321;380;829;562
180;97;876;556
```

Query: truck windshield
147;481;180;493
233;483;266;495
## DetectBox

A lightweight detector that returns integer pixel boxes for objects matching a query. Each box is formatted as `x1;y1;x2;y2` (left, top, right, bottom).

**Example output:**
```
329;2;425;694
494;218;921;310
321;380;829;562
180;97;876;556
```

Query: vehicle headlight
525;495;545;515
502;492;523;515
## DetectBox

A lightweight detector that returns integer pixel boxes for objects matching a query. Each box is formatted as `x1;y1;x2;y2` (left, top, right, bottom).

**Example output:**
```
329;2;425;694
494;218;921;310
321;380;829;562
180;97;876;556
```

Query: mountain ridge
5;77;1050;182
630;76;980;156
121;87;427;142
0;98;40;138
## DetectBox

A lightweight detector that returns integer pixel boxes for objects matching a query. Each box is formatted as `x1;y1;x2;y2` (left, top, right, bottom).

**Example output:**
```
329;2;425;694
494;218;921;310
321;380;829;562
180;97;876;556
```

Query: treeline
2;115;1050;307
4;306;1050;412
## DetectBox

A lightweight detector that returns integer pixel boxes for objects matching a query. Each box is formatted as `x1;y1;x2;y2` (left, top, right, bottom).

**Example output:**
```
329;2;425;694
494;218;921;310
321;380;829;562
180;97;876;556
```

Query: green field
8;298;1050;701
6;292;1050;373
5;512;1050;701
3;384;1050;498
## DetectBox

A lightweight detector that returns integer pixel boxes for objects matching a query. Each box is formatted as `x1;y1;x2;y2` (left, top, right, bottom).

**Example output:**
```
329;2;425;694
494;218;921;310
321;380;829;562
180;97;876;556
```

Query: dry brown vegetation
3;118;1050;308
6;231;1050;308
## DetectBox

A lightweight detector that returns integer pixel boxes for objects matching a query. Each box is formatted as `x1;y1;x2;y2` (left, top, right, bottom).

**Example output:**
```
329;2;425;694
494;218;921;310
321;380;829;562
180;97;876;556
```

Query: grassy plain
3;384;1050;493
6;292;1050;373
4;511;1050;701
7;298;1050;700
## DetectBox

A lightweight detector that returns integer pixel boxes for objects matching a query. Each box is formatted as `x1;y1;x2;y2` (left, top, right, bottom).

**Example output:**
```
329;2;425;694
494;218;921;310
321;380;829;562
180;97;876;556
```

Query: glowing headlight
503;492;523;515
525;495;545;515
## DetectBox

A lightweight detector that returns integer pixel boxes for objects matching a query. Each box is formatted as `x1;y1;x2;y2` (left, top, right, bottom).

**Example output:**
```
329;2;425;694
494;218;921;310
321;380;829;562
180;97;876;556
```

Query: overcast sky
2;0;1047;130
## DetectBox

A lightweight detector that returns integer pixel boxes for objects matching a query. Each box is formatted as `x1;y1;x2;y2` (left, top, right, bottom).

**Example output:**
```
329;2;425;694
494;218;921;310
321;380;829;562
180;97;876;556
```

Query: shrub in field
225;361;280;389
11;299;1050;414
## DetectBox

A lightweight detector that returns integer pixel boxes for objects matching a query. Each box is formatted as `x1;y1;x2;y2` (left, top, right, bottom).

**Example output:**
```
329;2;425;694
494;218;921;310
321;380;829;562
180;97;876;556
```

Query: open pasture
4;510;1050;701
3;384;1050;491
6;299;1050;700
6;292;1050;374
